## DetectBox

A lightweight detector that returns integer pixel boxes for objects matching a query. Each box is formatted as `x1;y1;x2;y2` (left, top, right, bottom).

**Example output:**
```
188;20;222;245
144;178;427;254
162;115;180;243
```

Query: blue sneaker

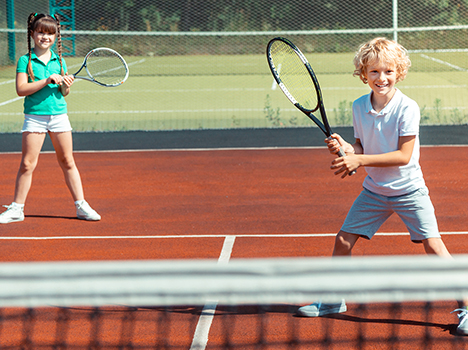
297;299;347;317
452;308;468;335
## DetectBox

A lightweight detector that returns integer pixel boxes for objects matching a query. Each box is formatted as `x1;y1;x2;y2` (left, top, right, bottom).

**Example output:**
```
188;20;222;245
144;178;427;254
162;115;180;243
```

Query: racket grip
337;148;356;176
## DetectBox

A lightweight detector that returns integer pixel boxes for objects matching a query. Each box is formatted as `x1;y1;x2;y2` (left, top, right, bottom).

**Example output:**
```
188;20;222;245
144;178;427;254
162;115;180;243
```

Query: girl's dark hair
26;13;64;81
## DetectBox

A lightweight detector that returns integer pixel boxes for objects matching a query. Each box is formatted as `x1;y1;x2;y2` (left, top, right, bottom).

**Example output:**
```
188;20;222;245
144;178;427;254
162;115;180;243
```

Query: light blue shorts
22;114;72;133
341;187;440;243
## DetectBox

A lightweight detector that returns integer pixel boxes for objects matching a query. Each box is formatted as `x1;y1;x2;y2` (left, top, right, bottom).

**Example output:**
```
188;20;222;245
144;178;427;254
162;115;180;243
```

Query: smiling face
30;15;58;53
353;38;411;86
364;59;397;103
32;30;56;51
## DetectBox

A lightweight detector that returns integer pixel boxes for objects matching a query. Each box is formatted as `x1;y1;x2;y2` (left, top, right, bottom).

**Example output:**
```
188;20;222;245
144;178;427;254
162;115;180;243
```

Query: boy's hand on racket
331;153;360;178
325;134;358;178
325;133;354;155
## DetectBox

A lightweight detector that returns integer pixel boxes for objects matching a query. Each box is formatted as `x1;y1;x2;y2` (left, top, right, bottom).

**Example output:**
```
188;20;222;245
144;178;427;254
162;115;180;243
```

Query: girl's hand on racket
56;74;74;97
48;74;74;87
62;74;75;87
48;73;64;85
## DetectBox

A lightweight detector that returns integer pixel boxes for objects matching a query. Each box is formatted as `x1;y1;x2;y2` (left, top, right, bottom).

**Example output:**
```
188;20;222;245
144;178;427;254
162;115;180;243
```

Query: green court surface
0;52;467;132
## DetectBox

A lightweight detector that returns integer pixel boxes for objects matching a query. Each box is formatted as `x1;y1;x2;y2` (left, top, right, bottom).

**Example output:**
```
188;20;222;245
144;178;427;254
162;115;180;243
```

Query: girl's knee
57;155;76;170
19;158;38;174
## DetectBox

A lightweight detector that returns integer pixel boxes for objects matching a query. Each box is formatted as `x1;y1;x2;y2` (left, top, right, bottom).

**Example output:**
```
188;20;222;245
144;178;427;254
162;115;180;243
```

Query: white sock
75;200;85;207
11;202;24;208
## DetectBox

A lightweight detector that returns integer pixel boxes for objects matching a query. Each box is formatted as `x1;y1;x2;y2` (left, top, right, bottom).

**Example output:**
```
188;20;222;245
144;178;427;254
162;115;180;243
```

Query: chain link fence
1;0;467;131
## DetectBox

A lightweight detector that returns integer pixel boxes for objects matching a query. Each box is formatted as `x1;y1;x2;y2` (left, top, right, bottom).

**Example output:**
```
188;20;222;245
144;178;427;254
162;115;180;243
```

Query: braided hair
26;13;64;82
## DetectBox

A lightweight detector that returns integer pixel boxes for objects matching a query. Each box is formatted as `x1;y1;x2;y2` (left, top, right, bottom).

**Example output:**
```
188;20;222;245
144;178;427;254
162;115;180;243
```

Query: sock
11;202;24;208
75;200;85;207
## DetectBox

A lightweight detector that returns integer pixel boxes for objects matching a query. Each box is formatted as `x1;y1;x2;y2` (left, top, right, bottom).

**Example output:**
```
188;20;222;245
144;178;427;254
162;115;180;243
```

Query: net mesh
1;0;468;132
268;39;319;113
0;255;466;349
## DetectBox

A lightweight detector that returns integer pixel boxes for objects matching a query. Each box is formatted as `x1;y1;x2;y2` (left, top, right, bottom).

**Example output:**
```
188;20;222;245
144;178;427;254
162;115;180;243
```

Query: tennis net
0;255;467;349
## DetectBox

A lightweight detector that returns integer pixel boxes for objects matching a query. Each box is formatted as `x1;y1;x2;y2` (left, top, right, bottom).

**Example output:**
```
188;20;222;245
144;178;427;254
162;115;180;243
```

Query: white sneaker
452;308;468;335
76;201;101;221
0;203;25;224
297;299;347;317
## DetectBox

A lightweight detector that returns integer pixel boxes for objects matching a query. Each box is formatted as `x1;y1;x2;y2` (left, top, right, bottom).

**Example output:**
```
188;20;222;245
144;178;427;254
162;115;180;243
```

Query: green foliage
433;98;445;124
70;0;468;33
422;99;468;125
264;94;282;127
263;95;306;127
449;108;468;124
420;105;431;124
333;100;353;126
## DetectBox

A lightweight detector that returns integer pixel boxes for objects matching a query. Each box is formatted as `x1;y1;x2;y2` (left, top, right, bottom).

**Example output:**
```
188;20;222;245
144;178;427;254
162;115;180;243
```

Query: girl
0;13;100;223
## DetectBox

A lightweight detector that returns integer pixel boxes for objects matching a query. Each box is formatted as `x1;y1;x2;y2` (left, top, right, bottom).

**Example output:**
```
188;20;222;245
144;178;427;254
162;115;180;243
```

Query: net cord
0;255;467;308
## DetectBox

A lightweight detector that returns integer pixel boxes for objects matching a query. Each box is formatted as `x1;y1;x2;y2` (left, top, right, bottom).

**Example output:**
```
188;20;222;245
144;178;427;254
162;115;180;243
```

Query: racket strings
86;50;128;85
269;42;319;112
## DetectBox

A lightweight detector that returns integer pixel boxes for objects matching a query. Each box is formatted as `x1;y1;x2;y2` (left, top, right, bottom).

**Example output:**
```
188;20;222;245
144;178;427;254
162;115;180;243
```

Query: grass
0;52;467;132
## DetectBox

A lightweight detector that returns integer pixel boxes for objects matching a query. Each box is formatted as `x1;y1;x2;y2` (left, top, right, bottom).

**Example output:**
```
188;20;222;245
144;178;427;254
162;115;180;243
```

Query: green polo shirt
16;50;68;115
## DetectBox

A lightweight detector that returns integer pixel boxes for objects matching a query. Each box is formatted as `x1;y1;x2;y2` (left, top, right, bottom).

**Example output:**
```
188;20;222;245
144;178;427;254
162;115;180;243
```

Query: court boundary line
0;231;465;240
190;236;235;350
1;143;467;156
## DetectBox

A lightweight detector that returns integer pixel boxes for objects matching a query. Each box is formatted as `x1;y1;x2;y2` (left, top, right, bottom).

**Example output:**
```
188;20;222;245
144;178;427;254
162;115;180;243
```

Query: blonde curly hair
353;37;411;84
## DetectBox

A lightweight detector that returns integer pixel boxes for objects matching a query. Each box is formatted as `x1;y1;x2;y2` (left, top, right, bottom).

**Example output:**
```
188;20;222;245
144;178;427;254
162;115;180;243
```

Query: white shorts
22;114;72;133
341;187;441;243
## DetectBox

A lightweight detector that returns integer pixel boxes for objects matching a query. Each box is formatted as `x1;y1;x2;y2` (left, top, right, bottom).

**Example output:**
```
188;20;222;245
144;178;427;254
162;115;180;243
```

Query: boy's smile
364;60;397;111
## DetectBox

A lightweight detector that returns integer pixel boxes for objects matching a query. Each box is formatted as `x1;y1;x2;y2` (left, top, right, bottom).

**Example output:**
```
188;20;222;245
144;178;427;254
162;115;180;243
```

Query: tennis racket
71;48;129;87
266;37;355;175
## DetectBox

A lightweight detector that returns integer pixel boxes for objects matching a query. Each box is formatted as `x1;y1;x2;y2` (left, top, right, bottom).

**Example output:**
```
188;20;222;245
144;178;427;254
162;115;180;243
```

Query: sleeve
352;98;363;140
399;98;420;137
16;55;29;74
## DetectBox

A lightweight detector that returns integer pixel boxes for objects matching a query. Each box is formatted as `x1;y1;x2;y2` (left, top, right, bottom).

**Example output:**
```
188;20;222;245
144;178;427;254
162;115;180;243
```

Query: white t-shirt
352;88;426;196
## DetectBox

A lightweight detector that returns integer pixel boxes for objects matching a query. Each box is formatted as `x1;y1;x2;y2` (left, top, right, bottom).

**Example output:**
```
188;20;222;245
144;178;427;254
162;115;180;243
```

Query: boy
297;37;467;335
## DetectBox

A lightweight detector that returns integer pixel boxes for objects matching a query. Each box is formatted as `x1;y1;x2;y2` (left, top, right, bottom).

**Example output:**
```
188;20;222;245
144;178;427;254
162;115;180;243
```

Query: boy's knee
333;231;359;256
422;238;451;258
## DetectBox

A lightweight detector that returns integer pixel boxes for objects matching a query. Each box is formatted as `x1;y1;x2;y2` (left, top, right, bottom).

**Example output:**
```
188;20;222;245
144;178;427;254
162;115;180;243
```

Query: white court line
0;79;15;86
1;103;467;117
1;144;467;156
0;231;465;240
420;54;468;72
0;96;23;107
190;235;236;350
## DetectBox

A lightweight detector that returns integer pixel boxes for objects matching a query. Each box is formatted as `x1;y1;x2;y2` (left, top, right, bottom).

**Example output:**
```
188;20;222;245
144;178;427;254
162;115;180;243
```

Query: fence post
6;0;15;62
49;0;76;56
393;0;398;42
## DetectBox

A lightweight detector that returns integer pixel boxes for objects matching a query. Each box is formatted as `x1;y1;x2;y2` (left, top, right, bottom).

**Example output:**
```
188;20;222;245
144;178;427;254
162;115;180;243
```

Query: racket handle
337;148;356;176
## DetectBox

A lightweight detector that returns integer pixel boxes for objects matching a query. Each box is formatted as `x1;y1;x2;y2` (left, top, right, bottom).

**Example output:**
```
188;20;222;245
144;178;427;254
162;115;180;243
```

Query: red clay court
0;127;467;348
